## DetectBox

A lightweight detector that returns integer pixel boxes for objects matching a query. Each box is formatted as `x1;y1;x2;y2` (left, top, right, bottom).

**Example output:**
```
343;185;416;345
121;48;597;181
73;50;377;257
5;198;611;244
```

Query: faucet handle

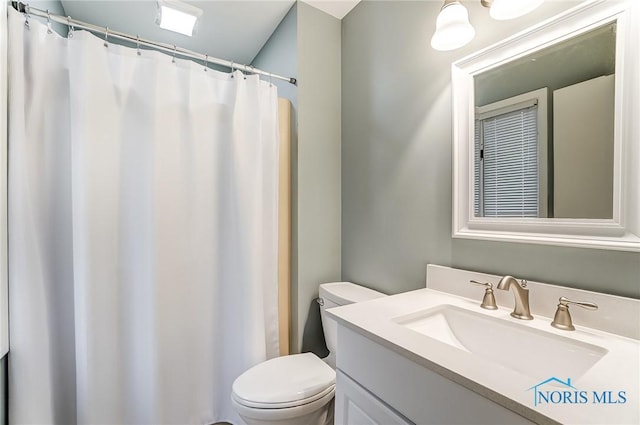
468;280;498;310
559;296;598;310
551;296;598;331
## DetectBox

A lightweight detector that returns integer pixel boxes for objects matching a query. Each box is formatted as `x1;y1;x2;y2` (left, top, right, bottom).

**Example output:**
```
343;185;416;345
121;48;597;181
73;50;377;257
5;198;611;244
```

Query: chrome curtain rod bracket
13;1;26;13
10;1;297;86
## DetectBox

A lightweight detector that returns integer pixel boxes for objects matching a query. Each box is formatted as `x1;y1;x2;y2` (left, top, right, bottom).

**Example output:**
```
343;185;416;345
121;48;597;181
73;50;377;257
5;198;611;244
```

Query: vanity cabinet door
335;370;413;425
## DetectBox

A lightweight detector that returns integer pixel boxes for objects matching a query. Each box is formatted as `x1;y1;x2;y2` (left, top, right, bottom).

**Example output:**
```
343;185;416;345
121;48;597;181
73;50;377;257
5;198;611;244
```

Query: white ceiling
59;0;362;68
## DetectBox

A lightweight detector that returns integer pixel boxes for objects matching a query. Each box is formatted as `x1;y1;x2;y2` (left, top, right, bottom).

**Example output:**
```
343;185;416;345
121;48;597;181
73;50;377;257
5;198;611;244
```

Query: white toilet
231;282;386;425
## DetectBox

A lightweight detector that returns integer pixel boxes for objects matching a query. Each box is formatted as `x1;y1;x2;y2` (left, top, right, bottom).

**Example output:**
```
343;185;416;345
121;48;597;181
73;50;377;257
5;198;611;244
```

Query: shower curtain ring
67;16;75;38
46;9;53;34
136;35;141;56
269;73;273;87
204;55;208;72
24;4;31;29
104;26;109;48
230;61;235;78
172;45;177;64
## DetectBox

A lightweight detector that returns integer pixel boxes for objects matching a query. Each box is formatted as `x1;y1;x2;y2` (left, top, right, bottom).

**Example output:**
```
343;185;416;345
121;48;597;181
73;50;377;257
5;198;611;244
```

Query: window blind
474;122;481;216
475;106;539;217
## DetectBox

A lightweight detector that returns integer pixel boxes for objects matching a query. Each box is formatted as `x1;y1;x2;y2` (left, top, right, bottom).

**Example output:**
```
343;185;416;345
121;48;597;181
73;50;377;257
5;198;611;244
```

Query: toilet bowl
231;353;335;425
231;282;386;425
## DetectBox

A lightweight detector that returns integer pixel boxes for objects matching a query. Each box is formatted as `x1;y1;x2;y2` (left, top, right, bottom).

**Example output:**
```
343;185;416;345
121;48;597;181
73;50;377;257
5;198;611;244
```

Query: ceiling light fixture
431;0;545;51
483;0;545;21
430;0;476;52
156;0;202;37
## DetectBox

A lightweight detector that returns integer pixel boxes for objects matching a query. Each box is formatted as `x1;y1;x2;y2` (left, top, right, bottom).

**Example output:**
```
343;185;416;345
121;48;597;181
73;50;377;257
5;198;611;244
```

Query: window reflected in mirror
473;23;616;219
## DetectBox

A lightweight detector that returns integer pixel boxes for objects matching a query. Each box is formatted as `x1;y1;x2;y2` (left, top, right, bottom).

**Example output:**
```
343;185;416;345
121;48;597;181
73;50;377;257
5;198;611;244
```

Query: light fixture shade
157;0;203;37
431;1;476;51
489;0;544;20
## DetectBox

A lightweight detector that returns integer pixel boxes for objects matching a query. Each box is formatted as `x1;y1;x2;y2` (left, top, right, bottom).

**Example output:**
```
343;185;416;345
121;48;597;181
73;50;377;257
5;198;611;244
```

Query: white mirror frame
452;0;640;252
0;0;8;355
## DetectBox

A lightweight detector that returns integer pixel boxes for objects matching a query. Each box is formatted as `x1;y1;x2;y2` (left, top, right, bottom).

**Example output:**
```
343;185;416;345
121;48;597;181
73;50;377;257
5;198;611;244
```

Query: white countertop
328;288;640;425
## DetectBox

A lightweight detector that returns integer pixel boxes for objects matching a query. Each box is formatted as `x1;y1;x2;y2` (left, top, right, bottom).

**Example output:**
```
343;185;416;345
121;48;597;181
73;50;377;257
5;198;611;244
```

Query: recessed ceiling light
156;0;202;37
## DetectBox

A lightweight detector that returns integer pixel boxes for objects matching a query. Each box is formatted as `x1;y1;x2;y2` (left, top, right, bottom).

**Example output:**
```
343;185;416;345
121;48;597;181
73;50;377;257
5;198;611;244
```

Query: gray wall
341;1;640;299
296;2;342;355
253;2;342;355
252;4;298;114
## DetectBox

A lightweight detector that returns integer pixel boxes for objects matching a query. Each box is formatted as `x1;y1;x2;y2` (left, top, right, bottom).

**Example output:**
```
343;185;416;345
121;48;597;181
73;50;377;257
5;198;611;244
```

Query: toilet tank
318;282;386;368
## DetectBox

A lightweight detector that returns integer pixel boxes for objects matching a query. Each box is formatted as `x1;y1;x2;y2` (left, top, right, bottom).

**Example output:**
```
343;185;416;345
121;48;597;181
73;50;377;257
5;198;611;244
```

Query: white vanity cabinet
335;370;412;425
335;325;533;425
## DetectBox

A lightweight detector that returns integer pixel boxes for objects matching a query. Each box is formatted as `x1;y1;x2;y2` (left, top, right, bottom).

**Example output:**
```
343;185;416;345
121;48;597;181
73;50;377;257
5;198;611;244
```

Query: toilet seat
232;384;335;409
232;353;336;409
231;384;335;422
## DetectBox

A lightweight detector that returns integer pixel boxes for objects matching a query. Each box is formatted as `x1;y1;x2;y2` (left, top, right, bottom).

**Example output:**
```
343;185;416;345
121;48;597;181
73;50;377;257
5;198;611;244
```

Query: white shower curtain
8;8;280;424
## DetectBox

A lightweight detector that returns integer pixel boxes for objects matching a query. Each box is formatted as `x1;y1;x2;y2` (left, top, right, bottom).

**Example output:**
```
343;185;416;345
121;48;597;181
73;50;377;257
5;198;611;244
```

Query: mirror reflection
473;23;616;219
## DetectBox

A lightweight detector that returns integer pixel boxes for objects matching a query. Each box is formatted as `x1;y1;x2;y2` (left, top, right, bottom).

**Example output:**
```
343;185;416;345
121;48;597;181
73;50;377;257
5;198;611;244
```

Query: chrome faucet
496;275;533;320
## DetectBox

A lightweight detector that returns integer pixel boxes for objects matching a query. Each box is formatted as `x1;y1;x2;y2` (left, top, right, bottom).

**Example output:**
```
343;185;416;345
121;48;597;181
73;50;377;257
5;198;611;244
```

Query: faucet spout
497;276;533;320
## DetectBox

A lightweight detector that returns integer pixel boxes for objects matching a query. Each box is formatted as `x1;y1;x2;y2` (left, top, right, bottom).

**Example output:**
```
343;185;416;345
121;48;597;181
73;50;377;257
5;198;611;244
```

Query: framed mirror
452;0;640;251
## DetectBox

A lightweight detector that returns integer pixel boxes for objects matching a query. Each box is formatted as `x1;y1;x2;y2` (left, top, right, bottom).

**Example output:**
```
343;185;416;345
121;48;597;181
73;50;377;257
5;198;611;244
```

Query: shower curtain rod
11;1;298;86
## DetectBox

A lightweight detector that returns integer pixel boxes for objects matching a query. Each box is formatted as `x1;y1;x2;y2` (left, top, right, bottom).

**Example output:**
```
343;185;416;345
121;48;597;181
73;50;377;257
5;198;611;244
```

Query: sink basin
393;305;607;381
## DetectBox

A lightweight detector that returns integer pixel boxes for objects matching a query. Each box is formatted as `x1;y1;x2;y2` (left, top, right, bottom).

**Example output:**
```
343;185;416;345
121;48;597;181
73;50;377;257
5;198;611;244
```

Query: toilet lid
232;353;336;408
